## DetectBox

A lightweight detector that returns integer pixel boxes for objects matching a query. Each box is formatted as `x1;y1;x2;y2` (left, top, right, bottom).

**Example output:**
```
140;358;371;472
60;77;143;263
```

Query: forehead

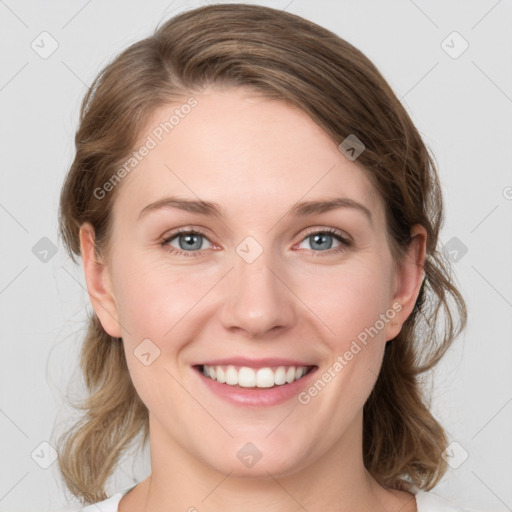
111;87;384;225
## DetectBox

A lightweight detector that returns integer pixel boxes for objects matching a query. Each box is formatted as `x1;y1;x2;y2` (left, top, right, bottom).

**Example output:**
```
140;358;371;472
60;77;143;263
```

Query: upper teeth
202;365;310;388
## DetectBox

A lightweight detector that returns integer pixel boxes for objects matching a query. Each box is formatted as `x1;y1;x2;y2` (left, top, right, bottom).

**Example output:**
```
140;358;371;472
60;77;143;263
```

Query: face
81;86;425;479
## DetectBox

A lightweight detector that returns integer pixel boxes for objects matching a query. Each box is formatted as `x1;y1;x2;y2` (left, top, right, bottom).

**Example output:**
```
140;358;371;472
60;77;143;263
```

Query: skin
80;86;426;512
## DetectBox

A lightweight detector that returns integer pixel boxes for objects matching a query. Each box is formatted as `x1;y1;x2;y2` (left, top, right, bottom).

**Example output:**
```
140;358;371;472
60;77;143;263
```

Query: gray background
1;0;511;511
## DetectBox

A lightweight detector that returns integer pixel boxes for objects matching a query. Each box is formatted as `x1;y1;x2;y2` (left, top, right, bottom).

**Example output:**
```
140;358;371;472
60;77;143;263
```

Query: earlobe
79;223;122;338
385;224;427;341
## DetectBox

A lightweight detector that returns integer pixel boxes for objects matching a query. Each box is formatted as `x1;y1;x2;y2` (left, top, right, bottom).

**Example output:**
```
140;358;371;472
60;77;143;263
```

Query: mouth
194;364;316;389
192;360;318;406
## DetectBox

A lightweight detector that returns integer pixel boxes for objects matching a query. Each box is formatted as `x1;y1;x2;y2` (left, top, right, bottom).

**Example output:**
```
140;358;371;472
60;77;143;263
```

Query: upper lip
195;357;315;369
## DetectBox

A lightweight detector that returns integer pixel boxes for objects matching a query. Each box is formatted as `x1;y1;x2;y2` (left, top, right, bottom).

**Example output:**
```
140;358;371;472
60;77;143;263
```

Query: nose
219;246;297;338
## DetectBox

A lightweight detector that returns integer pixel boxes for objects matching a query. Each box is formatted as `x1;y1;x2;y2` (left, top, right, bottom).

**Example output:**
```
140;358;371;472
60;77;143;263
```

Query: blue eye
162;229;212;257
160;227;351;257
297;229;350;253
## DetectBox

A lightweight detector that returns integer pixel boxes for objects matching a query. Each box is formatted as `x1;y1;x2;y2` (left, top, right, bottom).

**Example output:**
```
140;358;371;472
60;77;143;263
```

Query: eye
160;227;352;258
296;228;351;256
161;228;213;257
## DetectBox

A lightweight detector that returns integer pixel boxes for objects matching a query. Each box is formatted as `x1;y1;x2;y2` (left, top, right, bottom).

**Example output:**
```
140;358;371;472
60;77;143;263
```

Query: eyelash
160;227;352;258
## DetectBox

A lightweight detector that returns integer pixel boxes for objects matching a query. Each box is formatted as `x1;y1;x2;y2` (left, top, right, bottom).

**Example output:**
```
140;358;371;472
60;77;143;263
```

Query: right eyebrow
138;197;222;220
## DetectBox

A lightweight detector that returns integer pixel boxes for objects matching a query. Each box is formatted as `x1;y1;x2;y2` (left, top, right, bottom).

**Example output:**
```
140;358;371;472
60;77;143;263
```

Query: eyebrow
138;196;373;225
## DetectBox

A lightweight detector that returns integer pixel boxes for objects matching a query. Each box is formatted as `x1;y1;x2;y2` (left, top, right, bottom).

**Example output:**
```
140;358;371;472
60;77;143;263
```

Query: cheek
114;260;198;409
111;254;208;338
111;256;218;402
298;260;393;344
113;246;394;351
296;260;393;403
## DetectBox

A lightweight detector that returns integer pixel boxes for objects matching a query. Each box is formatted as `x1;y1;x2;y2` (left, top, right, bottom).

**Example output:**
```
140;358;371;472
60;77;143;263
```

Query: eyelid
297;226;352;245
160;225;352;257
160;226;217;254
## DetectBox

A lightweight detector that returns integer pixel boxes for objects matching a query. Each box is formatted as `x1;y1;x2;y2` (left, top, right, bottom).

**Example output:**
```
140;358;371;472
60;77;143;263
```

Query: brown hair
56;3;467;504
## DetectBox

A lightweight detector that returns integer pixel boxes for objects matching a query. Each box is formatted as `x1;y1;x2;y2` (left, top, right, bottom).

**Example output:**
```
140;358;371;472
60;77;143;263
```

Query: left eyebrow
291;197;373;225
138;196;373;225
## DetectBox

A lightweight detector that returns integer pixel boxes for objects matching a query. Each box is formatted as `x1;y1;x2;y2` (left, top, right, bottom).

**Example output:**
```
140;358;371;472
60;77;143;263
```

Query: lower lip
194;366;318;407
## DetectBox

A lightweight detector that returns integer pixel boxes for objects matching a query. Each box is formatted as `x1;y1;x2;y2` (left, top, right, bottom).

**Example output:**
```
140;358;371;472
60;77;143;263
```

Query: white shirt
80;485;470;511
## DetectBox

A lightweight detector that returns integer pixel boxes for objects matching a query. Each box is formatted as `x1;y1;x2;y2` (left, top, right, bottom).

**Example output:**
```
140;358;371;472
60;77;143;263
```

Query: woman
56;3;468;511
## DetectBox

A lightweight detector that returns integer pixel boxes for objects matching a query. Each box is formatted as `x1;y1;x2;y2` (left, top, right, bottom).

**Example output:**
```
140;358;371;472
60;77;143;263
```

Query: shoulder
415;490;470;512
77;487;470;512
79;486;133;512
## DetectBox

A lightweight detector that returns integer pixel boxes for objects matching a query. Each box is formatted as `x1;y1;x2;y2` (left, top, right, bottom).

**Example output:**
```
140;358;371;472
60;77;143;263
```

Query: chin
199;439;310;479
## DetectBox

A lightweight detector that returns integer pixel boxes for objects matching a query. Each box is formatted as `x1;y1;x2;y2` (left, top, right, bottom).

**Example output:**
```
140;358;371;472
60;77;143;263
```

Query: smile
199;364;314;388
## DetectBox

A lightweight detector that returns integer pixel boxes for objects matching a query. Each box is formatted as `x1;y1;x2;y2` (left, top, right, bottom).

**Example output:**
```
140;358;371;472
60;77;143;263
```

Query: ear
79;223;122;338
385;224;427;341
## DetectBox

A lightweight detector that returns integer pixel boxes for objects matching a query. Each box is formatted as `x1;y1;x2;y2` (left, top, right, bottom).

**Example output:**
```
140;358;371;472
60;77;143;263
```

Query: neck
129;411;416;512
